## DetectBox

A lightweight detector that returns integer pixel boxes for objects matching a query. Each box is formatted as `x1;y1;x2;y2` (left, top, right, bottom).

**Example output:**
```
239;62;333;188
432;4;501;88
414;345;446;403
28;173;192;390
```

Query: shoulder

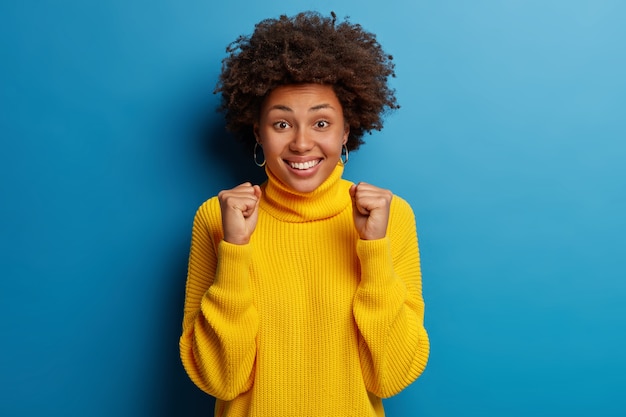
193;196;222;228
388;194;418;235
197;195;221;213
390;194;416;218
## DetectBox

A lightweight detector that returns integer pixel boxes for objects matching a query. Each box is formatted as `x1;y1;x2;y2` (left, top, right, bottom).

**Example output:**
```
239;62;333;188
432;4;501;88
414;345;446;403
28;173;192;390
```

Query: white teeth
289;160;319;170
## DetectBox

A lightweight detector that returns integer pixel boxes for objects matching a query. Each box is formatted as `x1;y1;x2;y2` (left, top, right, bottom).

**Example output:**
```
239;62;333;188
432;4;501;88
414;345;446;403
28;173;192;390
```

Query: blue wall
1;1;625;416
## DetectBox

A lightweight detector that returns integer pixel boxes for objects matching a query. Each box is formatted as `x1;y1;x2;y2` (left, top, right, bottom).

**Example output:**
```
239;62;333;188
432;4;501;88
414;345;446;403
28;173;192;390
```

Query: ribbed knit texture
180;164;429;417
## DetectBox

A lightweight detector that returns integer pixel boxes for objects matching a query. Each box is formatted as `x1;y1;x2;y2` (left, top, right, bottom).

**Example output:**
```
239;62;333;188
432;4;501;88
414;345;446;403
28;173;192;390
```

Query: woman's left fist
349;182;392;240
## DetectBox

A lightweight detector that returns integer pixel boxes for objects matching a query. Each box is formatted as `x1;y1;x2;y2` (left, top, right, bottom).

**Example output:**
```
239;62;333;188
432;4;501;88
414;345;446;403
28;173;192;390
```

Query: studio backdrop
1;1;625;416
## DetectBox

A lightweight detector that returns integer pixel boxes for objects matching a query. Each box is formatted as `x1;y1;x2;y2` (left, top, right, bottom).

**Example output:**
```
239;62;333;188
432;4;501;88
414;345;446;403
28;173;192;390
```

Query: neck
260;164;352;222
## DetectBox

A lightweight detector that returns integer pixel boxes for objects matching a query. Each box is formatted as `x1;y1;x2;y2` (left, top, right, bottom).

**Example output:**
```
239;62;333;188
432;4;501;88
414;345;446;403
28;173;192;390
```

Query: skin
218;84;392;245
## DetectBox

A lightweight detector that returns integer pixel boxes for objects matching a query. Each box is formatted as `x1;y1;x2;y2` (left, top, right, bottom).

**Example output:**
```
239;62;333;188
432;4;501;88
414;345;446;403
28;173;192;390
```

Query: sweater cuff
212;240;253;294
356;237;395;286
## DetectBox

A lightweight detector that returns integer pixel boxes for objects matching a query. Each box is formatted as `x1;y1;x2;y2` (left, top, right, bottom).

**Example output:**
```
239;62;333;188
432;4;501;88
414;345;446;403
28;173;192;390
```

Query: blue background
1;0;625;416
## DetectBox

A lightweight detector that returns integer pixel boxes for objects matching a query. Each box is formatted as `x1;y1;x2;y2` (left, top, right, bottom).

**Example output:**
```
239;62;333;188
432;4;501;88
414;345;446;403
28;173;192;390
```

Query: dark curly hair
215;11;399;151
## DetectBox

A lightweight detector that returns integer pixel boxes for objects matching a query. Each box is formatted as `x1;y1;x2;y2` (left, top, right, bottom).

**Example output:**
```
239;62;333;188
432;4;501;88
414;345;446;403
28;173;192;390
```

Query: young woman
180;11;429;416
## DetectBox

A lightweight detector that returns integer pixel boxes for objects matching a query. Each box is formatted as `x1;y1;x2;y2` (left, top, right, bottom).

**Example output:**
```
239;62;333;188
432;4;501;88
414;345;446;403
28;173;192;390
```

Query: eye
315;120;329;129
273;121;290;130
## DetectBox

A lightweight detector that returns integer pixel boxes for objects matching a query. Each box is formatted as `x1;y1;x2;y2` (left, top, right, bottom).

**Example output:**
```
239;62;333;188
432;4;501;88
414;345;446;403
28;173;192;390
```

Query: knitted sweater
179;164;429;417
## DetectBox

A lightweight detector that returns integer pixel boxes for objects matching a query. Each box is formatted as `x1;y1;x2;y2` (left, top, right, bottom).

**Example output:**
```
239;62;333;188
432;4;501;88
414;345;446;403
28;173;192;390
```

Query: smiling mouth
287;159;321;170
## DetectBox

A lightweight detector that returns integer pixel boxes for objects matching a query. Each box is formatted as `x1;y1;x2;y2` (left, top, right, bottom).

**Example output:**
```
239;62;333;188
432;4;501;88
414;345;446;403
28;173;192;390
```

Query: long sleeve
179;168;429;416
352;196;430;398
179;198;259;401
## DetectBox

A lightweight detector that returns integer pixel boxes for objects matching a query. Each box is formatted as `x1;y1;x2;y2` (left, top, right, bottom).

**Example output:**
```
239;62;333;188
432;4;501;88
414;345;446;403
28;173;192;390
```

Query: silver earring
340;144;349;165
253;142;266;167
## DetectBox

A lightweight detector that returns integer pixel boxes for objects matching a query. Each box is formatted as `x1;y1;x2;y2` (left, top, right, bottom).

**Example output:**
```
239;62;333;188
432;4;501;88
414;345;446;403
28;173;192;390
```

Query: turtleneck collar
260;163;352;223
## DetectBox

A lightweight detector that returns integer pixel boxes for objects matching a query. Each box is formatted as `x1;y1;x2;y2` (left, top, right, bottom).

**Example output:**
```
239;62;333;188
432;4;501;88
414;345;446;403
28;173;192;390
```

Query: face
254;84;349;194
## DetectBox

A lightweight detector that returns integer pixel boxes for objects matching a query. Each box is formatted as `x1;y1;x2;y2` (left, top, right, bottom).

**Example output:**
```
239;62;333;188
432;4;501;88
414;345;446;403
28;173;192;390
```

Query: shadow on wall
154;237;216;417
154;109;266;417
198;111;268;187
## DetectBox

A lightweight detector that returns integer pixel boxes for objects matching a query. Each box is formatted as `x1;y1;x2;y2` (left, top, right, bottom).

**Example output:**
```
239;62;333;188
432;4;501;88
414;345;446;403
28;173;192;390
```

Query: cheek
259;139;284;159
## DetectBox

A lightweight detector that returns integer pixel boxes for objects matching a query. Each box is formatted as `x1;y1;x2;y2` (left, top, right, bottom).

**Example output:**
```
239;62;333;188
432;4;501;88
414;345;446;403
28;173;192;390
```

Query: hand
349;182;392;240
218;182;262;245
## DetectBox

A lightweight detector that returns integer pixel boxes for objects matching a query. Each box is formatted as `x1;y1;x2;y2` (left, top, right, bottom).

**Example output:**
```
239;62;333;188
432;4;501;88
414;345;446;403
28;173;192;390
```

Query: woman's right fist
218;182;262;245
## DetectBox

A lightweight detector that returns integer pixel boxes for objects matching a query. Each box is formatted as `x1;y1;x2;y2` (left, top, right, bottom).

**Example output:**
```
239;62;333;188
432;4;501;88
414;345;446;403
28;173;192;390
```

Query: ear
253;123;261;144
342;124;350;145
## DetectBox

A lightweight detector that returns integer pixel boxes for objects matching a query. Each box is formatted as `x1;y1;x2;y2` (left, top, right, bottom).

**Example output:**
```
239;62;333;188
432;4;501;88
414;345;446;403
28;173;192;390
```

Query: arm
352;195;430;398
179;198;259;400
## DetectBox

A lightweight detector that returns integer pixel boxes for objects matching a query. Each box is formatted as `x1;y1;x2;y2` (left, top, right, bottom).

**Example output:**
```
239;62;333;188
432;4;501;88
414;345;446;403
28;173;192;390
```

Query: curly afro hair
214;11;399;152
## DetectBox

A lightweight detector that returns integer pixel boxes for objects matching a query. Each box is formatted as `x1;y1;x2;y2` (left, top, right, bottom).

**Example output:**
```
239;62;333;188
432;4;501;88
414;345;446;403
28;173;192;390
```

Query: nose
289;127;313;153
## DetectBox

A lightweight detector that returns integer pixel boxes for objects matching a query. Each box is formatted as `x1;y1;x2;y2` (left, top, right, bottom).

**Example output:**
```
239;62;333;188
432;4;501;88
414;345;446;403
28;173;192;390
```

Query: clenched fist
218;182;262;245
349;182;392;240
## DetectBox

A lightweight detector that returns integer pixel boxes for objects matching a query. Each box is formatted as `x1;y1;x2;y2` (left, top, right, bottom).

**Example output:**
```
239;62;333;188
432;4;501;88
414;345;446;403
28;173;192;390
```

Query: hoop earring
340;144;349;166
253;142;266;167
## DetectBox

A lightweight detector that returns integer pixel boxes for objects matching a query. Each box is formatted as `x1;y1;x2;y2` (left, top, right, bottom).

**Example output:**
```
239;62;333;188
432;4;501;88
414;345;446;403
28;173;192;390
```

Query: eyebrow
267;103;336;112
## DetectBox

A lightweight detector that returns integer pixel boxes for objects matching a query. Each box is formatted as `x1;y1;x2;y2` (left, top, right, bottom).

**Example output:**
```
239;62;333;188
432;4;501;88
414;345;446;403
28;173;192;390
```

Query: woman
180;11;429;416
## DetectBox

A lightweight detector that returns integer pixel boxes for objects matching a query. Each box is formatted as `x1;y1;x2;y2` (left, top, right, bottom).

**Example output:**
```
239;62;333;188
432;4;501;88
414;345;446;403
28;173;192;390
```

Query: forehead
261;84;343;113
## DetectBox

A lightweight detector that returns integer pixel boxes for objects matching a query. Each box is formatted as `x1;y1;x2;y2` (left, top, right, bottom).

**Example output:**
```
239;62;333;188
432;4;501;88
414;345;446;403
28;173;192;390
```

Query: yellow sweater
180;164;429;416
